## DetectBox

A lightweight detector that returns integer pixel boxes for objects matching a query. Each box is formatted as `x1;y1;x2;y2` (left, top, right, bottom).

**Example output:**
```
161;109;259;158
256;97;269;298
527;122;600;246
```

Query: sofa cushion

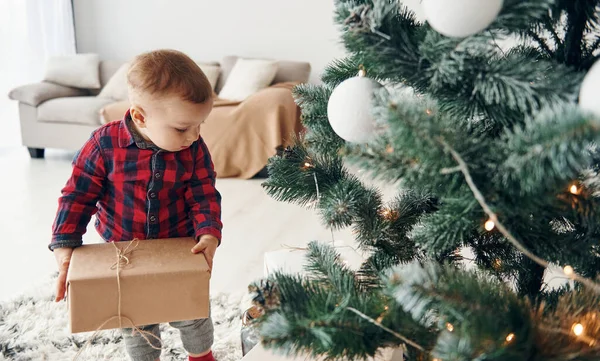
38;96;115;126
198;63;221;91
216;56;311;92
44;54;101;89
98;63;130;100
218;59;278;101
8;82;87;107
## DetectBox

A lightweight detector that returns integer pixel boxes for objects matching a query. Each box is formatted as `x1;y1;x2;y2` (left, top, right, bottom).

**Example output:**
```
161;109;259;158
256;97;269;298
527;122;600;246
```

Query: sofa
8;55;310;178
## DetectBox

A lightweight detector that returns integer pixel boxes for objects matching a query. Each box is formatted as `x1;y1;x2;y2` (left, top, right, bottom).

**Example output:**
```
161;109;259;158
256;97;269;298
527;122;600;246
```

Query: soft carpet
0;276;246;361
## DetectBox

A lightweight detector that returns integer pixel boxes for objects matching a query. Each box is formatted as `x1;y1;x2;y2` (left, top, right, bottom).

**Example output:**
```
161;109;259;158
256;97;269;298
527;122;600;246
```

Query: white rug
0;275;246;361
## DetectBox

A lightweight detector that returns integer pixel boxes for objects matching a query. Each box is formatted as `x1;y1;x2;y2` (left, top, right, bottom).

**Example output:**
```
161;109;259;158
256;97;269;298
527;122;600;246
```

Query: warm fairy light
493;259;502;268
563;265;575;277
570;184;581;195
432;359;441;361
384;305;389;311
386;145;394;154
505;333;515;342
573;323;585;336
484;219;496;231
446;323;454;332
426;109;433;115
303;162;313;169
376;315;384;323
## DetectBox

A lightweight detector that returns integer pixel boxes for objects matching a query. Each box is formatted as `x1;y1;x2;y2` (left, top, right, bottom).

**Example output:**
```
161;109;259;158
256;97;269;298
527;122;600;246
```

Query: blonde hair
127;49;212;104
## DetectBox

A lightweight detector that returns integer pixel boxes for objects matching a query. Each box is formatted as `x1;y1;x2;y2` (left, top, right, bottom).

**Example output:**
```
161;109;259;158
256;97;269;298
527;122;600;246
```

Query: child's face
129;93;213;152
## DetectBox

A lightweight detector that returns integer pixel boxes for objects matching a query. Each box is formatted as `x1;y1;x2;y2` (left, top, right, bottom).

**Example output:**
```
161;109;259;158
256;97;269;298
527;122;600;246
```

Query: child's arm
186;138;222;268
51;136;106;301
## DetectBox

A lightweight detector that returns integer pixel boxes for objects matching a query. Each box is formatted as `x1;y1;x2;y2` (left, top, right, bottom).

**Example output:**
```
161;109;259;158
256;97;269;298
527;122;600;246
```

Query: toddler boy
50;49;222;361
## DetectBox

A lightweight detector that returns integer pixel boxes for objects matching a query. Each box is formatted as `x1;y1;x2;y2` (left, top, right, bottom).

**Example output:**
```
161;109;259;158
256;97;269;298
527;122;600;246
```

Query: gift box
67;237;210;333
246;242;374;356
241;343;404;361
263;240;365;277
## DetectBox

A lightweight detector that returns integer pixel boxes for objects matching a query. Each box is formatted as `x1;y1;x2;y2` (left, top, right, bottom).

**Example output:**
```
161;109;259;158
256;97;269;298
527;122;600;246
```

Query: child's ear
130;106;147;128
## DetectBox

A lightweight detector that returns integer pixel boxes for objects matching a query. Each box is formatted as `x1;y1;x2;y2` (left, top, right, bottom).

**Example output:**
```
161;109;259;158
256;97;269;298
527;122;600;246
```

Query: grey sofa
8;56;311;159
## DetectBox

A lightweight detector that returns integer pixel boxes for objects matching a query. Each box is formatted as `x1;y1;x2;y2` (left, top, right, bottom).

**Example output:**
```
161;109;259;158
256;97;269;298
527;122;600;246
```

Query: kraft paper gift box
66;237;210;333
263;240;366;277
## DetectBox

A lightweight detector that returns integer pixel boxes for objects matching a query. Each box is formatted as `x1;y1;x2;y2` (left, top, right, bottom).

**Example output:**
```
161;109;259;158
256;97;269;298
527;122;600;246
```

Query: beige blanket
100;82;303;179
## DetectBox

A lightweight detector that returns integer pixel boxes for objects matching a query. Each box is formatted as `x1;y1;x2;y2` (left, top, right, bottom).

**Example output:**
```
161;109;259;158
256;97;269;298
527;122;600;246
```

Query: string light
446;323;454;332
384;305;389;311
386;145;394;154
380;208;399;220
570;184;581;195
302;161;313;170
493;259;502;269
572;323;585;336
505;333;515;342
426;109;433;115
563;265;575;277
484;219;496;231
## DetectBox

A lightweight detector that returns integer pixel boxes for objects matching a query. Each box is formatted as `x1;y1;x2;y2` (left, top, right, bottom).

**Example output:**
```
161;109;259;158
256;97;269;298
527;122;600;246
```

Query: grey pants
122;317;214;361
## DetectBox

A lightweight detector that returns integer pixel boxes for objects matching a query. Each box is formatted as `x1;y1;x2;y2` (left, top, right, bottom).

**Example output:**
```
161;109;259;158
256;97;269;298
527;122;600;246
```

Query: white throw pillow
98;62;130;100
197;63;221;91
44;53;101;89
218;59;278;101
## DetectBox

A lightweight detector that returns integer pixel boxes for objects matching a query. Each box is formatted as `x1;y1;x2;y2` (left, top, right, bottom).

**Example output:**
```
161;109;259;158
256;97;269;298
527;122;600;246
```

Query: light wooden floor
0;147;354;302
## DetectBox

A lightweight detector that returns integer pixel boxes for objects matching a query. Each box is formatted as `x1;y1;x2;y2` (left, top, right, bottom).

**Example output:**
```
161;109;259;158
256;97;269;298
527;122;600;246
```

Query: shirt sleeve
50;135;106;250
185;138;223;243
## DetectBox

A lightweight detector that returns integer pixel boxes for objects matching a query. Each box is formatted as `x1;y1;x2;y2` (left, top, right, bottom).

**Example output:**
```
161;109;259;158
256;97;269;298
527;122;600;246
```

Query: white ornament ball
580;61;600;116
422;0;503;38
327;76;383;143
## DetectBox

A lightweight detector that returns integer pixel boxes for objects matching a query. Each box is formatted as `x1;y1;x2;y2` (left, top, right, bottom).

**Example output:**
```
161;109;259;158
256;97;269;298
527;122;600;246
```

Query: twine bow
73;240;163;360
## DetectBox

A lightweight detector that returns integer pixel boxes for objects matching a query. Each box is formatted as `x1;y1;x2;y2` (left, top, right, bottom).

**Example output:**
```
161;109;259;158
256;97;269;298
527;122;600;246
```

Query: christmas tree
250;1;600;360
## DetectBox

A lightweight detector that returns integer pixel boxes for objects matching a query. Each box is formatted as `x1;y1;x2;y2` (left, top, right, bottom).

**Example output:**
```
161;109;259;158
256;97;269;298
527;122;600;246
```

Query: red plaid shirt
50;112;222;250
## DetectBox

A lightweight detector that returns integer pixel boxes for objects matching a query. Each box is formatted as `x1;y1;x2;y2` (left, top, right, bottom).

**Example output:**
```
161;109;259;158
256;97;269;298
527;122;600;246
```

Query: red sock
189;351;214;361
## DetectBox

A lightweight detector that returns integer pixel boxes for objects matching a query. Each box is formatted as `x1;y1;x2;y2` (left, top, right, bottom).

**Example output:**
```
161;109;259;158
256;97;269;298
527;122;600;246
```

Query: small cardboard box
67;237;210;333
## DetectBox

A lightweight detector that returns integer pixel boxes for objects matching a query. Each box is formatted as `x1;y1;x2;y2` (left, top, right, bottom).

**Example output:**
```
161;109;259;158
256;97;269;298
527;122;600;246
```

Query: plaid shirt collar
118;109;159;150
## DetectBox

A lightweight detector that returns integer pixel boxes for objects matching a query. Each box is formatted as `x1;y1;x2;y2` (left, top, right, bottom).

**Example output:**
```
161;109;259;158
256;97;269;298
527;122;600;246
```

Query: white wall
73;0;349;84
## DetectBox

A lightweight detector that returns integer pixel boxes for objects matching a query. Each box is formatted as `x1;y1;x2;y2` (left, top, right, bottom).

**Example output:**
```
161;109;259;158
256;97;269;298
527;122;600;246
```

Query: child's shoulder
88;120;125;149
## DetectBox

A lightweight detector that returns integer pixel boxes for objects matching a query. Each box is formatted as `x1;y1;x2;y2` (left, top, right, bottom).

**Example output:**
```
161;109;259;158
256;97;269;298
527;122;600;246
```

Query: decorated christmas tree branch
346;307;426;351
437;136;600;294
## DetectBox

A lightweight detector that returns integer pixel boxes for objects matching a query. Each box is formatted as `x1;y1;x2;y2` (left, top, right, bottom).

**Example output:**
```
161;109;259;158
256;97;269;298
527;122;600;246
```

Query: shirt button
149;192;156;199
149;215;157;223
155;172;161;179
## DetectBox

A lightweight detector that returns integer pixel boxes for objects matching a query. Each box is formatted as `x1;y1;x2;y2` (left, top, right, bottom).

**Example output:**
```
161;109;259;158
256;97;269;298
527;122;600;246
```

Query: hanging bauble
579;60;600;116
327;70;383;143
422;0;503;38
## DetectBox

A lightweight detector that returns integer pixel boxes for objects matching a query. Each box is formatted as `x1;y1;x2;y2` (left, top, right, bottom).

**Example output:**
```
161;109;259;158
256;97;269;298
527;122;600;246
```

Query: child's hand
191;235;219;270
54;247;74;302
